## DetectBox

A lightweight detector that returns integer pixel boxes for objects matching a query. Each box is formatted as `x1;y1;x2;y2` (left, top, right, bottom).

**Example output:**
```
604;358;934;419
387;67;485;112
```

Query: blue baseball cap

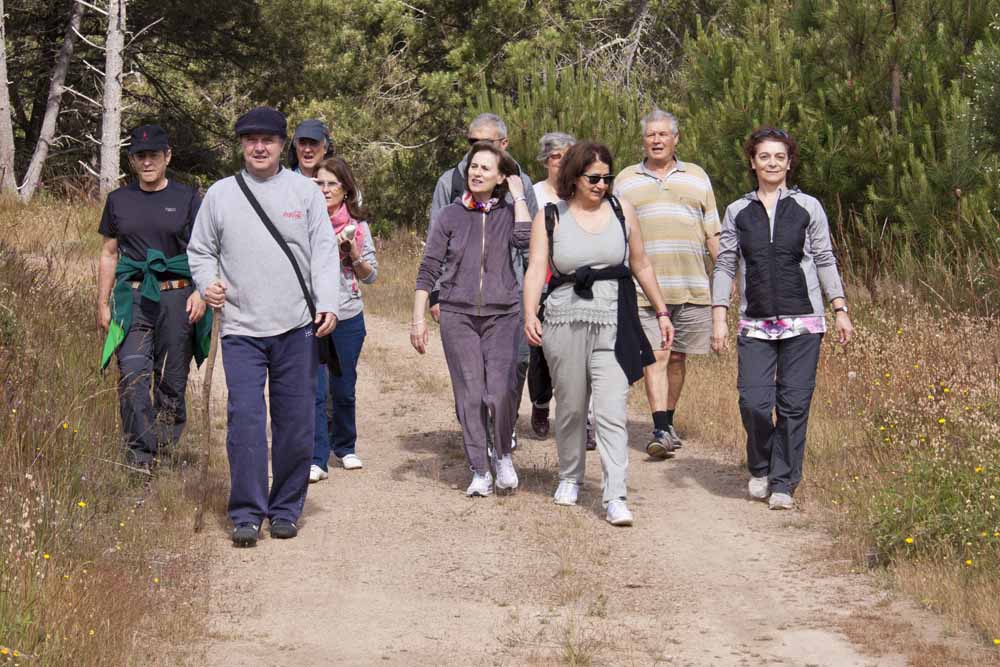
235;106;287;139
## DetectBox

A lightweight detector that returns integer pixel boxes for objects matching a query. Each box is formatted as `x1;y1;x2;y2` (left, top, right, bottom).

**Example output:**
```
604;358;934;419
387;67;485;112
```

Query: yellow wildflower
937;418;946;425
42;553;50;560
0;647;8;656
62;422;68;429
77;500;86;508
975;466;984;473
905;537;914;544
965;559;973;566
89;629;95;637
153;577;160;584
993;638;1000;645
943;387;950;393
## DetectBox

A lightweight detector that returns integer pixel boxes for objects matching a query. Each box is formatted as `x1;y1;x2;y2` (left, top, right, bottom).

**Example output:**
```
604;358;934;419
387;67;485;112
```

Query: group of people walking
96;103;853;546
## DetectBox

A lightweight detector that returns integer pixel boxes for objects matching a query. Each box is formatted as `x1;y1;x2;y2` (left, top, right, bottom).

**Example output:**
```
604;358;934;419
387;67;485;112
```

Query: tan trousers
542;321;629;505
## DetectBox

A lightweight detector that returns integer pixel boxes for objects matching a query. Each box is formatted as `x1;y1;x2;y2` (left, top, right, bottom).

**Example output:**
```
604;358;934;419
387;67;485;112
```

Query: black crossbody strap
235;172;317;320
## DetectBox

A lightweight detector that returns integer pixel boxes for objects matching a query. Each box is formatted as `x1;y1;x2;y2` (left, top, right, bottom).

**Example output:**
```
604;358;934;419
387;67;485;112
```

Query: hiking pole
193;306;221;533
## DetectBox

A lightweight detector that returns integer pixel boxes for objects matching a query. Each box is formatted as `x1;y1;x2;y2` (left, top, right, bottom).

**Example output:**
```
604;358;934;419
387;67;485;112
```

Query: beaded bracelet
655;311;671;319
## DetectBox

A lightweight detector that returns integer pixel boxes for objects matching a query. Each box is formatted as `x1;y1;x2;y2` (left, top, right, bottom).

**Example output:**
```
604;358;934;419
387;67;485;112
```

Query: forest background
0;0;999;664
2;0;1000;311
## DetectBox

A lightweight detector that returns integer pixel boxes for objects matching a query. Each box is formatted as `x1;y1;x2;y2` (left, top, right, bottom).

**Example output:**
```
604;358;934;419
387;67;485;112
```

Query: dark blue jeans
313;312;366;470
222;325;316;526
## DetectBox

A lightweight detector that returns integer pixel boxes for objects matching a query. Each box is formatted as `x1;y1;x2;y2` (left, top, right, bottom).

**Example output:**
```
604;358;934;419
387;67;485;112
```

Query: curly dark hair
316;156;370;221
555;141;614;200
744;127;799;184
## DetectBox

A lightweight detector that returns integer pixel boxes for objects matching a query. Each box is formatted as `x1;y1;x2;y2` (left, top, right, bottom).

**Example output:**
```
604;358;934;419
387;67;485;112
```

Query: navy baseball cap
128;124;169;154
235;107;287;139
292;119;329;144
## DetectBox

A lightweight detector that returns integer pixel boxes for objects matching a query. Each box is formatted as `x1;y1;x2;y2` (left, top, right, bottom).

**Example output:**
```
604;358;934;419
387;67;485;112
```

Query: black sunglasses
467;137;496;146
581;173;613;185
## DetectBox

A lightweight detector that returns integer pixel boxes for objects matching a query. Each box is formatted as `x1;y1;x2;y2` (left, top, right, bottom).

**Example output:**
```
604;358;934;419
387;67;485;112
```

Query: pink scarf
461;190;500;212
329;203;366;295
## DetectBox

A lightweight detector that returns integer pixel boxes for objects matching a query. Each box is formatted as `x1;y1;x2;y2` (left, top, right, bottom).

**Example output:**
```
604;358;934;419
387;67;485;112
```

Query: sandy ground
191;313;980;666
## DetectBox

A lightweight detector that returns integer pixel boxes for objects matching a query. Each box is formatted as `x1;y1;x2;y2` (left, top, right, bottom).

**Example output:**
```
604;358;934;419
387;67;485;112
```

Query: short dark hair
465;141;519;199
316;156;369;221
744;127;799;182
555;141;614;200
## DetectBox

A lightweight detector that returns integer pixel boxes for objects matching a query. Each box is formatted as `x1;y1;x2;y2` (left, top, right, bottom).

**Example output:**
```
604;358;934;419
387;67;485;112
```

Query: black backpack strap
608;195;628;263
449;163;465;205
544;202;559;273
235;173;317;320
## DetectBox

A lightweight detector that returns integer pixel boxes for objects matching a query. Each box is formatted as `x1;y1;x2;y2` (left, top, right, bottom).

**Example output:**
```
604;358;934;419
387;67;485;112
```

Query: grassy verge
0;199;208;665
367;232;1000;659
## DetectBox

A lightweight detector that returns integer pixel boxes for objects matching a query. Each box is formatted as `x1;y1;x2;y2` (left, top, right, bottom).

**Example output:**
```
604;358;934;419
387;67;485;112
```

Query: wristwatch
833;305;848;314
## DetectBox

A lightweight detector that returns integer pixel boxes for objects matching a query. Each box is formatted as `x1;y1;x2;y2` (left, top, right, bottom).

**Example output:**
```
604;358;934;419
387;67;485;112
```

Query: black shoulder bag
235;173;342;376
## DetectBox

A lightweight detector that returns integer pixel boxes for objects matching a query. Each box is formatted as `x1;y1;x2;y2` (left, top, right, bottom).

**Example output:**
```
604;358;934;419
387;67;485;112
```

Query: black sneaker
269;518;298;539
232;523;259;548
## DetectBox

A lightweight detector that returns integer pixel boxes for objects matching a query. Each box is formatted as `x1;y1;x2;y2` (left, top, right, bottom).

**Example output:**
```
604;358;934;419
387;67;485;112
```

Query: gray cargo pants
116;286;194;465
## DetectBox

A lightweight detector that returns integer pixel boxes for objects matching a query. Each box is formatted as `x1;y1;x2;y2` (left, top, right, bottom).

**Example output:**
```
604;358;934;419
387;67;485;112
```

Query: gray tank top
545;200;628;326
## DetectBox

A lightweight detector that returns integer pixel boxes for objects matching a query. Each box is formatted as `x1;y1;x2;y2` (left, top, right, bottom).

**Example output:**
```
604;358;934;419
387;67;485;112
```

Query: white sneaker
769;492;794;510
495;454;518;491
308;464;328;483
748;475;769;500
606;499;634;526
553;480;579;506
338;454;364;470
466;471;493;497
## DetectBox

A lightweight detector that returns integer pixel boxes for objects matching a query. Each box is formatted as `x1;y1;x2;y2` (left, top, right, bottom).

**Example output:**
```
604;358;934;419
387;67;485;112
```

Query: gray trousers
737;333;823;495
439;310;521;474
543;321;629;505
116;286;194;465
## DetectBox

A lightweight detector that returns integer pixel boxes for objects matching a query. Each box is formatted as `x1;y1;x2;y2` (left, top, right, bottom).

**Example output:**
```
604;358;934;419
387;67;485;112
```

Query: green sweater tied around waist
100;249;213;370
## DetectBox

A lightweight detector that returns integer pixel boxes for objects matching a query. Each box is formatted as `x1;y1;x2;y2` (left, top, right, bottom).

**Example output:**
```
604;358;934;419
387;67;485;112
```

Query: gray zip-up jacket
188;168;340;337
712;188;844;319
416;201;532;316
337;220;378;320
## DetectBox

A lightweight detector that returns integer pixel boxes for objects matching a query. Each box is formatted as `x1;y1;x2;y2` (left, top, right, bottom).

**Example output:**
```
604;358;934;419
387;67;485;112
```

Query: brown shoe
531;405;550;438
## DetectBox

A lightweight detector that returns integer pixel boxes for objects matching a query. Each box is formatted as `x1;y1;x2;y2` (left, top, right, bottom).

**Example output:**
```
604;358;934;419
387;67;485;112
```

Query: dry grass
0;199;214;665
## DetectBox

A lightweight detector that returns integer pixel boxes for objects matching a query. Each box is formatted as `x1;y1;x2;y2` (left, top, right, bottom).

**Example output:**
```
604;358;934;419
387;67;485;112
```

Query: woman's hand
835;311;854;345
97;301;111;332
658;315;674;350
337;231;361;261
711;317;729;354
506;174;525;198
524;314;543;347
410;320;429;354
186;290;207;324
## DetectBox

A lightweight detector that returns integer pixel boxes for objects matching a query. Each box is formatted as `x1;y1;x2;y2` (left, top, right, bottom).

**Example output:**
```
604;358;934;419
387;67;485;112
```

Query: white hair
536;132;576;163
641;109;679;135
469;113;508;139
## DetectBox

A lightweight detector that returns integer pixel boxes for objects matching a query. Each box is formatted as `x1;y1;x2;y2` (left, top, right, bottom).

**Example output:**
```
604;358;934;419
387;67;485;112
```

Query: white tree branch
71;26;105;51
75;0;108;15
78;160;100;177
61;85;103;108
125;16;163;48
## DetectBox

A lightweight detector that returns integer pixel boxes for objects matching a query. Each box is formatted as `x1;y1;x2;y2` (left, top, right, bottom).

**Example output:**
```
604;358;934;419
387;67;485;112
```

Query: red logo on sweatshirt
283;210;303;220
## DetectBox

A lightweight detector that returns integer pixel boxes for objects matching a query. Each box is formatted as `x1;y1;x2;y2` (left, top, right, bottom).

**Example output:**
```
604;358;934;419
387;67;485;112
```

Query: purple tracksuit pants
438;309;521;474
221;325;316;526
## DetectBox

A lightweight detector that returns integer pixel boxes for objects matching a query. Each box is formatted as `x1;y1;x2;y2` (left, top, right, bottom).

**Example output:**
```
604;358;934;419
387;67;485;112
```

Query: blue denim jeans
313;312;367;470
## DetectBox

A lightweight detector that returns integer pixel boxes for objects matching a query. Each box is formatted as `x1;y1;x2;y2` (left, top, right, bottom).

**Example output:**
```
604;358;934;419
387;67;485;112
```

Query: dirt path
192;313;971;666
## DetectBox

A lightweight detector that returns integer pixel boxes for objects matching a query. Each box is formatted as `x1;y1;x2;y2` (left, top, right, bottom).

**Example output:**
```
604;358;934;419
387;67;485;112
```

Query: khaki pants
542;321;629;505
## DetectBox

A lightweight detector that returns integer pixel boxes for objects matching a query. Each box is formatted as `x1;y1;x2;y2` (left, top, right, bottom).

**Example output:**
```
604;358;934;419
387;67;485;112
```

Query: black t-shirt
98;180;201;265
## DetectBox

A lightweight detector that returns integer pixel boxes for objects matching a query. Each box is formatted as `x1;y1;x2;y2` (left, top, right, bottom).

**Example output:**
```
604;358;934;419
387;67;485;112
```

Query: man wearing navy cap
188;106;340;547
97;124;209;471
289;119;331;177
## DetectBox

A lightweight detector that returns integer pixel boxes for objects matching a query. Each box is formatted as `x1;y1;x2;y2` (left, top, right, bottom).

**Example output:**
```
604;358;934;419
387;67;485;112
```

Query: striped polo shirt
614;159;720;306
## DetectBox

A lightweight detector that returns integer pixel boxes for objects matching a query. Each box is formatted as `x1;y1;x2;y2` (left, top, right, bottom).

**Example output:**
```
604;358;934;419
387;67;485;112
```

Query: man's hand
658;315;675;350
97;302;111;332
430;303;441;323
315;311;337;337
186;290;207;324
205;281;227;309
835;311;854;345
524;314;543;346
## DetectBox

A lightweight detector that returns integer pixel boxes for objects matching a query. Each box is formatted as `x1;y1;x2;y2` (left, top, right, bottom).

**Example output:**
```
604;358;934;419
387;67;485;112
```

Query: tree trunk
19;1;85;202
99;0;126;196
0;0;18;194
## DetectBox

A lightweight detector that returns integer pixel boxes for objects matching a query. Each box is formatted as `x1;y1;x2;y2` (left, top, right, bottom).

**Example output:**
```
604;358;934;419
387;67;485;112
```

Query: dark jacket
416;200;531;316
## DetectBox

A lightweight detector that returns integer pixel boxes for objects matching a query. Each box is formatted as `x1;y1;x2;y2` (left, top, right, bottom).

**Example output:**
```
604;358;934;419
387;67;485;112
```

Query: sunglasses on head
581;173;613;185
752;128;789;140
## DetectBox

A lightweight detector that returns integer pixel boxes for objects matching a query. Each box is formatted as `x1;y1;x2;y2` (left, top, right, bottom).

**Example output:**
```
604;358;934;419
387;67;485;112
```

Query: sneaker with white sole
553;480;579;506
606;499;634;526
466;470;493;497
495;454;518;491
768;492;794;510
665;425;683;449
645;429;676;460
308;464;328;483
338;454;363;470
748;474;769;500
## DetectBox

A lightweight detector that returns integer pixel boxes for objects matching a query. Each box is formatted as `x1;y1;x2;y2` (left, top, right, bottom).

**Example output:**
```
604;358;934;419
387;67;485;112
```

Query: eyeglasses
313;179;343;189
751;128;790;140
581;173;613;185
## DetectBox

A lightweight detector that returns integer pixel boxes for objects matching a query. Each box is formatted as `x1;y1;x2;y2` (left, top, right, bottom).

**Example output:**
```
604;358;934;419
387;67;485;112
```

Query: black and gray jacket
712;188;844;319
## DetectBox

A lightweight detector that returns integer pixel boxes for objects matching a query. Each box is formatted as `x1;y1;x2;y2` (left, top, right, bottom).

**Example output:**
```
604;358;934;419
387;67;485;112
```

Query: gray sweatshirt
188;168;340;337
